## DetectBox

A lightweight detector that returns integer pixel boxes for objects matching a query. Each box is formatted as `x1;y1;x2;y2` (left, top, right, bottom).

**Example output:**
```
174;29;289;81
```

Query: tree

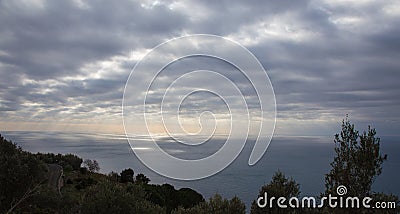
160;183;179;213
251;171;300;214
0;134;47;213
83;159;100;173
227;196;246;214
324;117;387;198
177;188;204;209
135;173;150;184
120;168;134;183
62;154;83;170
144;183;205;213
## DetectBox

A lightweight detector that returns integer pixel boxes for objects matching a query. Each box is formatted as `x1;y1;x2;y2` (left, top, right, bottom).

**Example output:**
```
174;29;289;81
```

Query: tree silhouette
83;159;100;173
120;168;134;183
135;173;150;184
324;117;387;197
251;170;300;214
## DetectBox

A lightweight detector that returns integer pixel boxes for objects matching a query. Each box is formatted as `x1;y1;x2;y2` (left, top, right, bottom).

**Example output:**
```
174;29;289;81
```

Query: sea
2;131;399;211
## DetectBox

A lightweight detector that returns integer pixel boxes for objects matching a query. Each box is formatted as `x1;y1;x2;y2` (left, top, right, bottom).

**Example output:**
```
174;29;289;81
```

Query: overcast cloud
0;0;399;135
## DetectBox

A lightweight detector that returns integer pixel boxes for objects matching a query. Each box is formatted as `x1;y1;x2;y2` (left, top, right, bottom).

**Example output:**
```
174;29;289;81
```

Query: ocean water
2;131;399;210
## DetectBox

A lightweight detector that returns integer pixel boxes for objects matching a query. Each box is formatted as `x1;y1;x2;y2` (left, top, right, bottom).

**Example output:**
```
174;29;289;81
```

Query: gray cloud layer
1;0;399;135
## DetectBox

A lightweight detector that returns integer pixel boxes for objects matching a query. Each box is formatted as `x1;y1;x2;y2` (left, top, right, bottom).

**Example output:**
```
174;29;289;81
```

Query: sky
0;0;399;137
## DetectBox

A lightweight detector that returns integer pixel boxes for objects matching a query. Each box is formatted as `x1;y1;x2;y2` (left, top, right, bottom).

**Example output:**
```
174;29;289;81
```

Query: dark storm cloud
0;0;399;134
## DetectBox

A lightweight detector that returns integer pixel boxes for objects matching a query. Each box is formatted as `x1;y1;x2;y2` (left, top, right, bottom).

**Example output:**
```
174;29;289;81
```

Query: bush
81;181;164;214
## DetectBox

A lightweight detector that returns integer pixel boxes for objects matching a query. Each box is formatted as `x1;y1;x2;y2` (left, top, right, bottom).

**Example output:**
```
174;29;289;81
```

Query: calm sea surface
2;131;399;210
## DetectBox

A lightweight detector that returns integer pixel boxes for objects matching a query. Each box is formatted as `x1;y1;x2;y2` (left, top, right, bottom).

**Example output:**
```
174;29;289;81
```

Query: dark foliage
251;171;301;214
81;181;164;214
35;152;83;171
74;177;98;190
173;194;245;214
135;173;150;184
83;159;100;173
120;168;134;183
144;183;205;213
324;117;387;198
177;188;205;209
0;134;48;213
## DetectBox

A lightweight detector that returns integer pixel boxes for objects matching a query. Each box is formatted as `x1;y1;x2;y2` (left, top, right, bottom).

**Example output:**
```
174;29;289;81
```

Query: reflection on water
2;131;399;210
